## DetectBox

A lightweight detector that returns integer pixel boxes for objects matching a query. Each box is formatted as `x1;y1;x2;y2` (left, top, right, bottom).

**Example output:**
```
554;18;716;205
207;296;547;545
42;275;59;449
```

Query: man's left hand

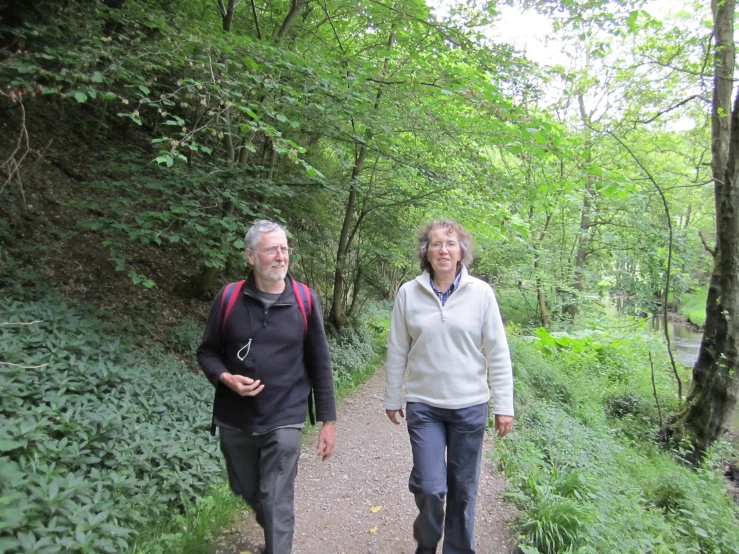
317;422;335;461
494;415;514;438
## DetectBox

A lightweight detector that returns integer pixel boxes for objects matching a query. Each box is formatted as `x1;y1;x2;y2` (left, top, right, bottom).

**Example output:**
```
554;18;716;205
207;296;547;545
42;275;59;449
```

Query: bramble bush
0;293;223;553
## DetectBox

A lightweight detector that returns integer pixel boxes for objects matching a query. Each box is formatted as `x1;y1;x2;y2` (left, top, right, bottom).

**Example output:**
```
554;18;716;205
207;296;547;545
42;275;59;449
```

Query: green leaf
74;92;88;103
602;183;620;196
0;440;25;452
138;85;151;95
276;114;288;123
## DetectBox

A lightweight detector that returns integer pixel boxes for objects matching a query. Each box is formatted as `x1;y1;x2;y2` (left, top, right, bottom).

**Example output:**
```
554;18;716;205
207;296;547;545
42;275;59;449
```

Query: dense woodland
1;0;739;552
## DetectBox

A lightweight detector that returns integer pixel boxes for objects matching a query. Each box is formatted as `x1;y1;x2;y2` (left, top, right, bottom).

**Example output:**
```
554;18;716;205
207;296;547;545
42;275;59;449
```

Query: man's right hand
220;373;264;396
386;409;405;425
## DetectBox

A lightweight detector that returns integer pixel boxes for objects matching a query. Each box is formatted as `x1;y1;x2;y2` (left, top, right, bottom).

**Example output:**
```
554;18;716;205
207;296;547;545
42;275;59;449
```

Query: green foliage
329;323;376;380
499;336;739;554
0;293;224;553
162;319;204;360
603;391;652;420
527;365;575;406
329;301;390;397
497;290;541;327
69;155;288;285
128;484;241;554
678;288;708;328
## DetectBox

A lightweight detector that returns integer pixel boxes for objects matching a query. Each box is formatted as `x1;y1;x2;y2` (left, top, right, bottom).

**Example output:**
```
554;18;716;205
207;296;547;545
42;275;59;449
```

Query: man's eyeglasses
257;246;292;256
429;241;458;250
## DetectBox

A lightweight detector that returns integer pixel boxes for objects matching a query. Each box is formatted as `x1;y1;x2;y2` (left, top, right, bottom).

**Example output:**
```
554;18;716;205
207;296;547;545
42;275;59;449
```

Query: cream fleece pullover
384;267;514;416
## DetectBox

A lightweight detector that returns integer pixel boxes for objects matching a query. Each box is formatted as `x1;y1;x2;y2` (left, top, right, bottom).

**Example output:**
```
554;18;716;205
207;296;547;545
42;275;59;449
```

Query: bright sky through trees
488;0;692;67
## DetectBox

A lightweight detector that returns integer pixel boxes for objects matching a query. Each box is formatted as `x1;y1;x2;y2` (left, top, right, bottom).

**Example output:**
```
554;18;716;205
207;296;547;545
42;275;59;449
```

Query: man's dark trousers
406;402;489;554
219;427;302;554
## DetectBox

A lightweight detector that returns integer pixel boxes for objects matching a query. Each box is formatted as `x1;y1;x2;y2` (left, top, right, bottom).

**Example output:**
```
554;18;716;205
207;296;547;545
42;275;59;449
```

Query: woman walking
384;219;514;554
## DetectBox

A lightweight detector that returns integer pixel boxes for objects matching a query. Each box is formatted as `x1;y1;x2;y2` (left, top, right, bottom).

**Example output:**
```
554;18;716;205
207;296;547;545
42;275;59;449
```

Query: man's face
246;230;289;283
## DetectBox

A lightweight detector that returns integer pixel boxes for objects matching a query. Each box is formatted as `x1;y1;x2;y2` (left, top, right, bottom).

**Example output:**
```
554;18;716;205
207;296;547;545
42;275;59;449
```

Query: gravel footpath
216;366;516;554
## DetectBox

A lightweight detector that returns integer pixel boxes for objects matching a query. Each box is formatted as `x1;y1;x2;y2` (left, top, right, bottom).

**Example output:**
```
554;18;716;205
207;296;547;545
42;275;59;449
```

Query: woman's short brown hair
417;219;474;274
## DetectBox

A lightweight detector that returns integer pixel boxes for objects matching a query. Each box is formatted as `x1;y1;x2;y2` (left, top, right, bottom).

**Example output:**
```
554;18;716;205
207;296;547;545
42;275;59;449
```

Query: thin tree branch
698;230;717;257
662;179;716;191
249;0;262;39
635;94;702;125
367;78;406;85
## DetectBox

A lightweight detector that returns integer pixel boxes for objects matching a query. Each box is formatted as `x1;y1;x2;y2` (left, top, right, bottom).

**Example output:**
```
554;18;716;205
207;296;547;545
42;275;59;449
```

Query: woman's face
427;226;461;276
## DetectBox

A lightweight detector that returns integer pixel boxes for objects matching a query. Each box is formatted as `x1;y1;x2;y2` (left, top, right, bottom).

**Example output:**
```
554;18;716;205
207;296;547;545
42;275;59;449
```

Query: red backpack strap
220;280;245;337
292;280;312;337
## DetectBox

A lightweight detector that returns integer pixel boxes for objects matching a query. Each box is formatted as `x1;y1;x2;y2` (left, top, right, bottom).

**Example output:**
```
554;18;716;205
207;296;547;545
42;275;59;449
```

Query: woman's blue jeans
406;401;489;554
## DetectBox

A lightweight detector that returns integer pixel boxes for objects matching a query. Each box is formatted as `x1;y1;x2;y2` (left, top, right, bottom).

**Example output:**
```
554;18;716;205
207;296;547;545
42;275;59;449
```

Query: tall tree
667;0;739;461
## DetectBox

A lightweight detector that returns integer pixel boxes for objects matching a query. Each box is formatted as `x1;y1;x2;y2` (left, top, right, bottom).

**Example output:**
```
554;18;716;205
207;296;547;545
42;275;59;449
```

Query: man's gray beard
265;265;287;281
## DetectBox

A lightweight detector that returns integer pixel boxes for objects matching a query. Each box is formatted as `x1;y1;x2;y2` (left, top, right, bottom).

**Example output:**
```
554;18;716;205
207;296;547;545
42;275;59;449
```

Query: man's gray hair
244;220;288;250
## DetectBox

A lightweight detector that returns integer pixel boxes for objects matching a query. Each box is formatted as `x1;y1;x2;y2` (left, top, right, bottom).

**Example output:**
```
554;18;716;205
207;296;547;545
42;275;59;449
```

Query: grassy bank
496;322;739;553
679;288;708;328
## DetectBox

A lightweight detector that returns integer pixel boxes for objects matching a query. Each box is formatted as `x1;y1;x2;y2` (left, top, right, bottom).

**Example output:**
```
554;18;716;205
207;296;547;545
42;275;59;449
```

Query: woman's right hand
386;409;405;425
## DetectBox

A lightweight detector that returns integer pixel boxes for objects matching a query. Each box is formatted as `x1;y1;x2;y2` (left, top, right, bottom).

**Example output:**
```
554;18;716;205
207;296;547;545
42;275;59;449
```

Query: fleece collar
414;265;473;293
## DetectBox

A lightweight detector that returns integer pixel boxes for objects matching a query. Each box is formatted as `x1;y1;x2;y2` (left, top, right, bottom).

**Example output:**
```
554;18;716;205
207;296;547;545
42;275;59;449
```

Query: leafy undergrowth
0;289;224;553
495;326;739;554
330;300;391;402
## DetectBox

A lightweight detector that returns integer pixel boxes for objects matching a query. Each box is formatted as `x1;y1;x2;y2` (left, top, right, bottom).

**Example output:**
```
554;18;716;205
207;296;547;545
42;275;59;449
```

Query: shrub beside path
216;365;516;554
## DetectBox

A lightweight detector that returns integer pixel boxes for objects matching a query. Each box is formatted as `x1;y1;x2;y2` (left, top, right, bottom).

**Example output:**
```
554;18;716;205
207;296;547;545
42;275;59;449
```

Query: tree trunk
222;0;236;32
666;0;739;461
535;266;549;328
329;149;366;329
529;204;551;328
329;29;395;329
276;0;307;42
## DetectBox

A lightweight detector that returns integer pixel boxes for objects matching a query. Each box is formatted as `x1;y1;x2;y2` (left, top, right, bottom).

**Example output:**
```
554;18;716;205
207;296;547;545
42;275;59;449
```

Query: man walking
198;220;336;554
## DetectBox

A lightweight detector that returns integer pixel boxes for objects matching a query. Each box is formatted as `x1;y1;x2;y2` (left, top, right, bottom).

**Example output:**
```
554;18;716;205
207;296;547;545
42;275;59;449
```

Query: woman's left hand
494;415;514;438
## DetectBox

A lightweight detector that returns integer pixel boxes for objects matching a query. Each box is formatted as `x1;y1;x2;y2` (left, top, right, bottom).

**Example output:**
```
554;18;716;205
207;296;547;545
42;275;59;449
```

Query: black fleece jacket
197;274;336;434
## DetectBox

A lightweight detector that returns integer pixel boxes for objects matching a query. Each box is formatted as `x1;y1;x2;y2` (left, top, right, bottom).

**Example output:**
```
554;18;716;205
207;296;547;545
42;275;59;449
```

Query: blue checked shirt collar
430;270;462;306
